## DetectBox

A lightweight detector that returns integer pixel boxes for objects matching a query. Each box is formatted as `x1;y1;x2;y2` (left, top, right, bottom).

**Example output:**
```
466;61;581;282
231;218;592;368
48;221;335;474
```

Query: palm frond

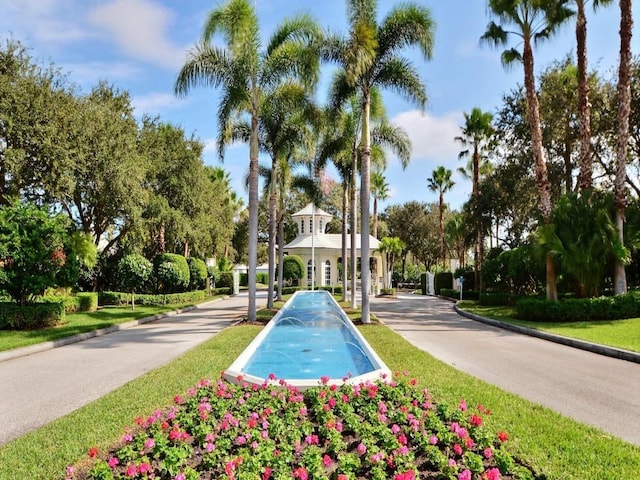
371;121;411;169
378;3;435;62
174;44;233;97
202;0;260;57
480;21;509;47
374;57;427;110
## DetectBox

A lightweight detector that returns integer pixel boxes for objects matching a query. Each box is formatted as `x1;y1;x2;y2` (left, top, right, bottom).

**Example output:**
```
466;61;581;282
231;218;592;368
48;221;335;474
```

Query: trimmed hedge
0;301;65;330
216;272;234;289
515;292;640;322
77;292;99;312
187;258;208;291
153;253;190;293
434;272;453;295
99;290;208;307
440;288;479;301
479;292;522;307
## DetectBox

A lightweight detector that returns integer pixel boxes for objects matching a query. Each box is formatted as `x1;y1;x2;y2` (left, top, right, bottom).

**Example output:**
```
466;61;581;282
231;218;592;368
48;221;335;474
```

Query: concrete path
0;294;260;446
370;294;640;446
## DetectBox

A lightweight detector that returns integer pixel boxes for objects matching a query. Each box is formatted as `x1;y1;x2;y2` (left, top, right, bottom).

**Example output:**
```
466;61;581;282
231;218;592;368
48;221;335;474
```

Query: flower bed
69;373;535;480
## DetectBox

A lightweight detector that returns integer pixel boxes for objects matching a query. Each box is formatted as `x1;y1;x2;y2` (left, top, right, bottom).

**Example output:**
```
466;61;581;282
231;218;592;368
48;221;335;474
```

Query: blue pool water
241;291;375;380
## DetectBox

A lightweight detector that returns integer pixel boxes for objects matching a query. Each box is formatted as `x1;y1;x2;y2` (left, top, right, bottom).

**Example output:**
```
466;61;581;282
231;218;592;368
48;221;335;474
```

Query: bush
515;293;640;322
379;288;396;296
153;253;190;293
187;258;208;291
440;288;479;301
318;285;343;294
283;255;305;283
434;272;453;295
256;272;268;285
118;254;153;293
216;272;234;289
479;292;522;307
99;290;208;306
0;301;65;330
77;292;98;312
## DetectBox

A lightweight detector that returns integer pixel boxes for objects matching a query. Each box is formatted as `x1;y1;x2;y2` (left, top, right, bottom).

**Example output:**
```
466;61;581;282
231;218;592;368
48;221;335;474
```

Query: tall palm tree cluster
175;0;434;322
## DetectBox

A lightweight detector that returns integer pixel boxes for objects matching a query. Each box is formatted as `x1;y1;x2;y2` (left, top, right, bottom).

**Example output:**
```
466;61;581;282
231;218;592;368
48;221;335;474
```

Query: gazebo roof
291;203;332;219
284;233;380;250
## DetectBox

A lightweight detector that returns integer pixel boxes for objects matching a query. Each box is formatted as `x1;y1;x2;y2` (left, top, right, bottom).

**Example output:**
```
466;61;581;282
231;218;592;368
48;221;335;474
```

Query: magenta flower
139;463;152;474
322;454;333;467
144;438;155;449
458;470;472;480
482;468;502;480
484;447;493;459
391;424;401;434
293;466;308;480
174;474;186;480
453;443;463;456
458;399;468;411
125;463;137;477
108;457;119;469
429;435;438;445
357;443;367;455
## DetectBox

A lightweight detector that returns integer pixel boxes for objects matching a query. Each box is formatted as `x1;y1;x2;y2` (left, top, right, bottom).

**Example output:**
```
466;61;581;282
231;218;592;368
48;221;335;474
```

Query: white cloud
391;110;463;167
87;0;187;69
132;92;181;114
61;61;140;86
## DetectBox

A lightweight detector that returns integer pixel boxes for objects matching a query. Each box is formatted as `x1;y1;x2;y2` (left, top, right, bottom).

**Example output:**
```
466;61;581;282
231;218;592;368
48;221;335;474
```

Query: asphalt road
370;294;640;446
0;294;254;446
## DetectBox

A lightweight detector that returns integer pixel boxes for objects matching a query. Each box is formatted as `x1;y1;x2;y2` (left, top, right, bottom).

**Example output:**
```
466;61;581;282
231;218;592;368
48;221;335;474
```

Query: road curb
0;296;231;363
454;304;640;365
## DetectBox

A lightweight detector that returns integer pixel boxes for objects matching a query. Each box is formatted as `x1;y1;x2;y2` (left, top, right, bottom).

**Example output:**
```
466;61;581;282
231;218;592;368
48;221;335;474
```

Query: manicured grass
0;298;224;353
1;324;638;479
458;301;640;353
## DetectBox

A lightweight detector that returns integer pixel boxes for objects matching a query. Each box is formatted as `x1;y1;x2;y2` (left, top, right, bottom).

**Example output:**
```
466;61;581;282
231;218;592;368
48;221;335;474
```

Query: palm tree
427;166;455;270
574;0;613;192
326;0;434;322
370;169;389;239
482;0;574;301
455;107;494;291
174;0;320;320
377;236;405;289
614;0;633;295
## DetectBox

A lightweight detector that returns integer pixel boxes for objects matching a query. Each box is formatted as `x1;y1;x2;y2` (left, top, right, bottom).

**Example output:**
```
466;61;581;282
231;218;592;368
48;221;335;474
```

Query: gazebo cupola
292;203;332;237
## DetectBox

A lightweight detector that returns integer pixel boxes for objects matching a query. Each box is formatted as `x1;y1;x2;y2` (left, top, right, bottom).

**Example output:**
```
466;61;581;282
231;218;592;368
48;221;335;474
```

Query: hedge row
0;302;66;330
515;292;640;322
440;288;480;301
99;290;210;306
41;292;98;313
479;292;523;307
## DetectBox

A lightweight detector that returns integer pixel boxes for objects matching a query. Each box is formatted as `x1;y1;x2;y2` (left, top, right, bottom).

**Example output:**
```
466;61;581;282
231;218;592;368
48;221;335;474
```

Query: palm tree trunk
576;0;593;192
350;149;358;309
360;93;371;324
277;209;285;302
372;196;378;239
439;192;445;268
267;157;278;309
473;144;484;292
247;109;259;321
523;39;557;301
614;0;633;295
342;183;348;302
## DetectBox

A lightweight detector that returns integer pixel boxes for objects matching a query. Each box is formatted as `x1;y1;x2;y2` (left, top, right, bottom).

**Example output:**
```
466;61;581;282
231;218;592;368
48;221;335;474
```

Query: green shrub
239;273;248;287
77;292;98;312
283;255;305;283
99;290;207;306
479;292;522;306
380;288;396;296
153;253;190;293
515;293;640;322
434;272;453;295
42;294;80;313
256;272;268;285
318;285;343;294
216;272;234;288
187;258;208;291
0;301;65;330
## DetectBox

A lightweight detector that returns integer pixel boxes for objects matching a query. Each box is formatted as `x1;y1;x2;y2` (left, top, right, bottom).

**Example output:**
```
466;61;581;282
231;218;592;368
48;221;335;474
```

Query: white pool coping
223;291;392;390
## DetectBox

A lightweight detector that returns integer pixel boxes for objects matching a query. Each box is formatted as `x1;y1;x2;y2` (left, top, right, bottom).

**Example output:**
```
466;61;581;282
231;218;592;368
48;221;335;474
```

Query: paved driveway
370;294;640;446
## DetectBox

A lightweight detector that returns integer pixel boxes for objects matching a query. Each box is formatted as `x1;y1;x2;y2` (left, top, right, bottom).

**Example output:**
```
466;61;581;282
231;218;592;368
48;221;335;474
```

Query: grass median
458;301;640;353
1;321;638;479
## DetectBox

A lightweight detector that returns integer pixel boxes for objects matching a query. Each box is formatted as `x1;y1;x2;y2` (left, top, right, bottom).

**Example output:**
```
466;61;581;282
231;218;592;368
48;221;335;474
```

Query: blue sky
1;0;638;211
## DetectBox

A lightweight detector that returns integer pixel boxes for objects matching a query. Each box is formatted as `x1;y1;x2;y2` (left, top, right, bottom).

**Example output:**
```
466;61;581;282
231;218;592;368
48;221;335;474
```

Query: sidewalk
0;294;258;446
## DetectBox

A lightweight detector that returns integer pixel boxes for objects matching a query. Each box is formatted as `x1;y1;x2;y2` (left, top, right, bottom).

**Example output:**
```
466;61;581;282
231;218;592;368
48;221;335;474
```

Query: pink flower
144;438;155;449
108;457;119;468
65;466;75;477
429;435;438;445
484;447;493;459
398;434;407;445
175;474;186;480
391;424;401;434
139;463;152;474
338;475;349;480
322;454;332;467
498;431;509;442
458;399;467;411
357;443;367;455
125;464;137;477
458;470;472;480
121;433;133;443
470;414;483;427
453;443;463;455
449;458;457;467
482;468;502;480
293;466;308;480
262;466;273;479
393;471;415;480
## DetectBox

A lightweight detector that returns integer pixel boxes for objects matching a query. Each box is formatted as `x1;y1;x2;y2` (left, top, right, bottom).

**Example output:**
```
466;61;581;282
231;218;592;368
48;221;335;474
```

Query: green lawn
0;302;213;352
0;324;638;480
458;301;640;353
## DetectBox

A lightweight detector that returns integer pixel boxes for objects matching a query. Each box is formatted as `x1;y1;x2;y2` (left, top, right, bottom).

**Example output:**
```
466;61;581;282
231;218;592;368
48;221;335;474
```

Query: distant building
282;203;384;292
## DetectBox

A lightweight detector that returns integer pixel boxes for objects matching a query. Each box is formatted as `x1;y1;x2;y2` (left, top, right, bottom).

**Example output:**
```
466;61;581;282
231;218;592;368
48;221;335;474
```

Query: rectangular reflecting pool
224;290;391;390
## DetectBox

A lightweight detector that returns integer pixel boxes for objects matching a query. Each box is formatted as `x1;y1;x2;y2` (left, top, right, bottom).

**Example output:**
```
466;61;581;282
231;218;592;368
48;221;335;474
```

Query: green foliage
99;290;208;306
0;301;65;330
0;200;72;305
434;272;453;295
283;255;305;282
77;293;98;312
153;253;190;293
482;246;542;295
186;258;208;291
479;293;522;307
216;272;234;288
440;288;479;301
515;293;640;322
118;254;153;293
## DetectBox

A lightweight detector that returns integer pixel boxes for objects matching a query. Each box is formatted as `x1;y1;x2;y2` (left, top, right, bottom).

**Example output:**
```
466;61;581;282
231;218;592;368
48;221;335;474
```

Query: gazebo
282;203;384;292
